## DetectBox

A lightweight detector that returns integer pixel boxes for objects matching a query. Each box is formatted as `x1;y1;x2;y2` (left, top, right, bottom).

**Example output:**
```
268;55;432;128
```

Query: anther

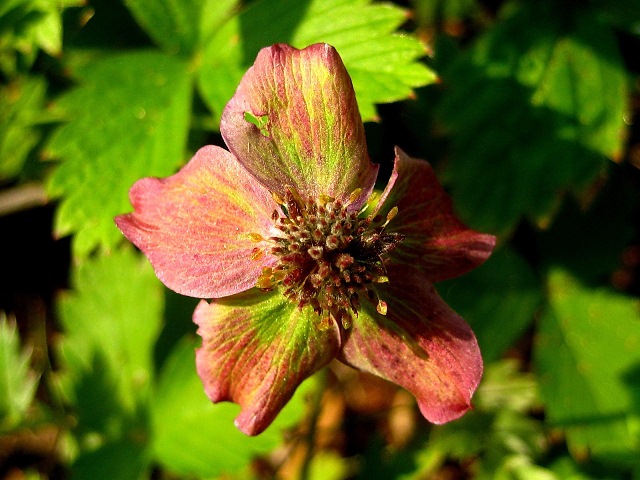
308;246;324;260
272;191;285;205
347;188;362;206
247;232;264;242
376;299;388;315
386;206;398;224
326;235;340;250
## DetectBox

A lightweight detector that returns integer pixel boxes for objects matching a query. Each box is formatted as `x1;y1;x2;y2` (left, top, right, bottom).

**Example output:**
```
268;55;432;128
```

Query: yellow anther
386;206;398;224
374;276;389;283
318;316;332;331
272;191;285;205
340;313;352;329
247;232;264;242
319;194;333;206
348;188;362;205
376;300;388;315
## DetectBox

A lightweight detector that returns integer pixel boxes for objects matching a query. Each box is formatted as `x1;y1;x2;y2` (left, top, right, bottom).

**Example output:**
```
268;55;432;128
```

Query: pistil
254;188;403;329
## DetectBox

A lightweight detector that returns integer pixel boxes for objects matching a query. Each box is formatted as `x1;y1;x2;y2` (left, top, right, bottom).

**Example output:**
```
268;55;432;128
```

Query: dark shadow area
239;0;313;66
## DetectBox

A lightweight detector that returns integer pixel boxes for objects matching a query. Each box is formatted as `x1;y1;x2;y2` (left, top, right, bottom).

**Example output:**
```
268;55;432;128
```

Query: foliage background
1;0;639;478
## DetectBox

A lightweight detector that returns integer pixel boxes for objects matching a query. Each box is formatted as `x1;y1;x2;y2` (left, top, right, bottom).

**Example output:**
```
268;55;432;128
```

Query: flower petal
194;289;341;435
221;43;377;206
339;266;483;424
377;147;496;282
115;146;277;298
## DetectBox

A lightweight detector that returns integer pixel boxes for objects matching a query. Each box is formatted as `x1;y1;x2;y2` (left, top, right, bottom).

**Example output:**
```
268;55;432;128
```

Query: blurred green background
1;0;639;478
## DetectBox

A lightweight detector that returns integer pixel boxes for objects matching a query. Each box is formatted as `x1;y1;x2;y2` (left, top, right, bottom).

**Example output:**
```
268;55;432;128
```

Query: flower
115;43;496;436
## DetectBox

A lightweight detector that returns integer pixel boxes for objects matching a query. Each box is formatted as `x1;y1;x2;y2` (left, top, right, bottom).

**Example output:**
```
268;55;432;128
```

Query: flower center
253;188;403;330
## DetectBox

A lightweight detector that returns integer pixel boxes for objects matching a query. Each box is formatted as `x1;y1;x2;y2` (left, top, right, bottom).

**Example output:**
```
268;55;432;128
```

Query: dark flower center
253;188;403;330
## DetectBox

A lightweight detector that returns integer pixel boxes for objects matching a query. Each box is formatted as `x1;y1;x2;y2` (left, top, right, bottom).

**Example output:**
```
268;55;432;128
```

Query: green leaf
549;455;623;480
439;247;543;363
0;313;38;431
588;0;640;34
71;436;148;480
408;361;546;480
537;164;639;282
437;2;628;233
124;0;237;56
56;247;163;414
151;336;317;478
413;0;479;25
46;50;192;257
0;0;76;75
534;270;640;466
0;76;47;180
197;0;435;124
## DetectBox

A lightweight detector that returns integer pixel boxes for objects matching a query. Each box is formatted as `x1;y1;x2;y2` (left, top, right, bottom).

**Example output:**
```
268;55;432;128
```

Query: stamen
347;188;362;206
272;191;285;206
256;187;402;330
247;232;265;242
377;299;388;315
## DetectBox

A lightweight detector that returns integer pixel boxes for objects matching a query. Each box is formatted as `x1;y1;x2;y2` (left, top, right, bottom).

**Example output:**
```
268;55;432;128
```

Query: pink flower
115;44;495;436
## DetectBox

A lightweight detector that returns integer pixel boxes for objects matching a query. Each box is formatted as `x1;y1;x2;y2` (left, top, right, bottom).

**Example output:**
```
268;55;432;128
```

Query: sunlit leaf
535;270;640;465
197;0;435;124
151;336;317;478
0;0;79;75
56;247;163;414
0;313;38;431
124;0;237;56
439;247;543;362
46;50;192;257
0;76;46;180
437;2;628;233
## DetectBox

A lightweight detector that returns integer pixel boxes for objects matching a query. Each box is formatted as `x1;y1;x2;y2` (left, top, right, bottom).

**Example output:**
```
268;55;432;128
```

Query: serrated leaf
124;0;237;56
151;337;316;478
534;270;640;465
437;3;628;233
0;76;47;180
0;0;75;74
439;247;543;362
0;313;38;431
56;247;163;414
197;0;435;124
46;50;191;257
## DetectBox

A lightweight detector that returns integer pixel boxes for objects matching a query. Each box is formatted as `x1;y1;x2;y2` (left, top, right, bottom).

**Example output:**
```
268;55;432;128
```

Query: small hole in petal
244;111;270;137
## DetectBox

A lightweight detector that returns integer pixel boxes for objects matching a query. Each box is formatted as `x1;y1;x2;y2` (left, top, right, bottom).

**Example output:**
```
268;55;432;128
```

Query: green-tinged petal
376;148;495;282
221;43;377;206
115;146;277;299
339;266;483;424
194;289;341;435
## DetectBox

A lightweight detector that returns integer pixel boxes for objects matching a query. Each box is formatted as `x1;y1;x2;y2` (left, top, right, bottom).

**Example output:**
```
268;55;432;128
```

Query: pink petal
194;289;342;435
378;147;496;282
339;266;483;424
221;43;377;207
115;146;277;298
